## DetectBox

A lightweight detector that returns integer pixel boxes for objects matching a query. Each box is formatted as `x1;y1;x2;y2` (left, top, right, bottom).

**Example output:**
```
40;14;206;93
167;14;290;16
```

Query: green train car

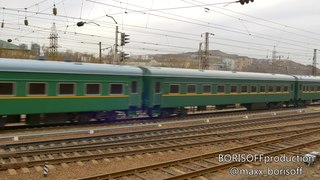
141;67;296;117
0;58;143;126
1;58;320;126
294;76;320;106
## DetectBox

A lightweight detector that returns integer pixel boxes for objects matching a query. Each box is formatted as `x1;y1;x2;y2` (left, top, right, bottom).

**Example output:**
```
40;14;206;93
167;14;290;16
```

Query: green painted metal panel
0;71;142;115
144;76;295;109
160;94;293;108
0;97;129;115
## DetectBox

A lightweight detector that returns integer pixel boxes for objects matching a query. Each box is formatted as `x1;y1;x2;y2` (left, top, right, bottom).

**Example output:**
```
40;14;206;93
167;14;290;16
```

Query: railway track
0;110;317;150
77;129;320;180
1;106;307;132
0;111;320;173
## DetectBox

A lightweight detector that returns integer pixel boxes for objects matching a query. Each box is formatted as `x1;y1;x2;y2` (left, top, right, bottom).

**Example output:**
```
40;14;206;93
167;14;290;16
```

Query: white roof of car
0;58;143;76
293;75;320;82
142;66;295;81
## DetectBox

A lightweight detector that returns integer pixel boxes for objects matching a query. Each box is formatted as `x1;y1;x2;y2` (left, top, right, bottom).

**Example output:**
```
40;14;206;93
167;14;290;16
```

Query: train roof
293;75;320;82
0;58;143;76
142;66;295;81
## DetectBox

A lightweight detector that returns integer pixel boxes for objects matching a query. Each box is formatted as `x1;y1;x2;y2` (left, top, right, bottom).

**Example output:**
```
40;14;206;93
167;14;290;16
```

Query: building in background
0;40;31;59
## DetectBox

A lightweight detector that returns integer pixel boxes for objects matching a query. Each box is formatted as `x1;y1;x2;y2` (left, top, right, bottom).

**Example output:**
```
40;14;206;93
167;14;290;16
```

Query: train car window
217;85;225;93
59;83;75;95
230;86;237;93
131;81;137;93
302;86;306;92
110;84;123;94
318;86;320;91
268;85;274;92
155;82;161;93
260;86;266;93
306;86;309;92
187;84;196;94
310;86;315;92
241;86;248;93
0;82;15;96
169;84;180;94
276;86;282;92
28;83;46;95
284;86;289;92
85;83;101;95
202;85;211;93
251;86;257;93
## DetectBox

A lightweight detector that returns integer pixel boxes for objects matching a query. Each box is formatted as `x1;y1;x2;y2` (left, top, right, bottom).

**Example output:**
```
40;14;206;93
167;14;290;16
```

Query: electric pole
200;32;214;70
272;46;277;73
312;49;317;76
49;23;58;57
99;42;102;63
203;32;209;70
114;26;118;64
198;42;202;69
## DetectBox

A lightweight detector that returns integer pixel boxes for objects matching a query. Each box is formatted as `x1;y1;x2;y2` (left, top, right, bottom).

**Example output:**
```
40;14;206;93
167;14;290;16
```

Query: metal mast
272;46;277;73
201;32;210;70
312;49;317;76
49;23;58;56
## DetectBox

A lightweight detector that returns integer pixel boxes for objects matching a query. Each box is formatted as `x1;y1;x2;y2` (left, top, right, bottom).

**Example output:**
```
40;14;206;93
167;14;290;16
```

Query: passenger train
0;58;319;126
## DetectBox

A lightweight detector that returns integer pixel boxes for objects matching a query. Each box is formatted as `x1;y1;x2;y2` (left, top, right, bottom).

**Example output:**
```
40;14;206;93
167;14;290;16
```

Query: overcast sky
0;0;320;65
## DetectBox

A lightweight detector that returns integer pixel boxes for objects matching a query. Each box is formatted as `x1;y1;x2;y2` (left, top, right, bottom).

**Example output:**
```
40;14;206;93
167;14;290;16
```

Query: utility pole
49;23;58;57
272;46;277;73
106;15;118;64
200;32;214;70
114;26;118;64
99;42;102;63
198;42;202;69
203;32;209;70
312;49;317;76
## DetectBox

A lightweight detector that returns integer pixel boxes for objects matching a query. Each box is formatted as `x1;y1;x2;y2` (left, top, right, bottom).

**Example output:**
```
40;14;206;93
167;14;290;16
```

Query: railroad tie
91;160;99;164
21;167;30;173
61;163;69;168
22;156;29;162
103;158;111;163
8;169;17;175
77;161;84;166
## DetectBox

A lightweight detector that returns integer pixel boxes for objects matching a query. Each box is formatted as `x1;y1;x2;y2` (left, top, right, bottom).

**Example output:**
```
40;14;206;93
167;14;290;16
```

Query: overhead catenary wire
86;0;320;49
1;3;317;50
188;0;320;37
0;0;317;65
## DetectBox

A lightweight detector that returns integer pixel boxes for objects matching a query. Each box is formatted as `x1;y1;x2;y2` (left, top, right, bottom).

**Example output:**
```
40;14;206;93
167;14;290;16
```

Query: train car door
153;81;162;105
129;80;140;106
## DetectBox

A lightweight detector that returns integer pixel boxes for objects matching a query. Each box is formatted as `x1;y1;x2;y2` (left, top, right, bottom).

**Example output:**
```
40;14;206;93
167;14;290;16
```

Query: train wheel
0;116;5;127
177;107;188;117
95;111;108;121
106;112;117;121
78;114;90;123
159;110;171;118
26;115;41;125
215;105;225;110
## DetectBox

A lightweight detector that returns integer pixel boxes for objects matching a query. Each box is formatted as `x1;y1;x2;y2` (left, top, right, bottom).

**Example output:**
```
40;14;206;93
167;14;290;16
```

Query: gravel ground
212;145;320;180
1;107;319;179
1;137;320;180
0;145;227;180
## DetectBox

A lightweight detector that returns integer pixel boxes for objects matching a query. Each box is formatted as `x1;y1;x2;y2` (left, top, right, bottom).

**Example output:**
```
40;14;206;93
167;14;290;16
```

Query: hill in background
130;50;318;76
